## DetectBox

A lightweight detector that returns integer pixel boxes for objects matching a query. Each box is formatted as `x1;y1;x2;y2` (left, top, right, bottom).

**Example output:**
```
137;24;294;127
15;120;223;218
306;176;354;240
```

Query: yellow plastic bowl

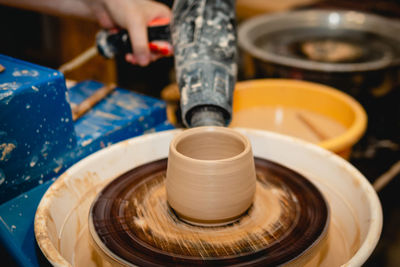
232;79;367;158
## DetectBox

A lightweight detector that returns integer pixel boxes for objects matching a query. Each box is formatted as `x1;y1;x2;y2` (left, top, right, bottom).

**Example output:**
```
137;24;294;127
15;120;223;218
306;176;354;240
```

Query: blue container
0;55;76;203
0;55;174;266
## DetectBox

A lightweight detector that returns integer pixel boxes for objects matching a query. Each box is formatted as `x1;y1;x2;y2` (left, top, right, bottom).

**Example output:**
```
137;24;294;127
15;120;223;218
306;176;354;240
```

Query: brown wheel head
89;158;329;266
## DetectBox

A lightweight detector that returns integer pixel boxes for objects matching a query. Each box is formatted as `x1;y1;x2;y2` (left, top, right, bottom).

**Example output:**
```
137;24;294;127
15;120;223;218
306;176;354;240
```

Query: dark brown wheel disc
89;158;329;266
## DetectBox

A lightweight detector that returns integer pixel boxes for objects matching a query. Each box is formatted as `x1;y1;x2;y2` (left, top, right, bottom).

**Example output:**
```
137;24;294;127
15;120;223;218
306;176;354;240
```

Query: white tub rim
34;128;382;267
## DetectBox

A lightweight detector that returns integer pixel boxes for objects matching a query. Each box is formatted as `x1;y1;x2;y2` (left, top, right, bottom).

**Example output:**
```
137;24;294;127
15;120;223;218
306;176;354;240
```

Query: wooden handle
58;46;98;74
296;113;328;141
373;160;400;192
72;83;116;121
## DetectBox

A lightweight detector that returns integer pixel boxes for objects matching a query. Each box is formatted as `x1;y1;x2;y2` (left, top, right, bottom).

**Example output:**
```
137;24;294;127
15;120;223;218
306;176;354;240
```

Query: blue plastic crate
0;55;76;203
0;55;174;266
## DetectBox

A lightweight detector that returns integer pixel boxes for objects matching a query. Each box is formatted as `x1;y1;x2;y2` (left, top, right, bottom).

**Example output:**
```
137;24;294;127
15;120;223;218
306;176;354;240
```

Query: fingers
102;0;172;66
126;15;150;66
91;3;115;29
125;41;172;66
125;53;160;65
125;53;137;64
142;1;171;24
150;54;162;62
129;0;171;66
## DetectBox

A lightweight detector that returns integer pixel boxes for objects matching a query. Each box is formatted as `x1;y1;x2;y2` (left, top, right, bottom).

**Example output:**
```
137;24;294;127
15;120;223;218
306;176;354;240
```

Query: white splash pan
34;129;382;266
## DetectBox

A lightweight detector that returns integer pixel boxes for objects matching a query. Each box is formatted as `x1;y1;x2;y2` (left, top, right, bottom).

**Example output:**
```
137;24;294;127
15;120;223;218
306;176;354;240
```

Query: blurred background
0;0;399;266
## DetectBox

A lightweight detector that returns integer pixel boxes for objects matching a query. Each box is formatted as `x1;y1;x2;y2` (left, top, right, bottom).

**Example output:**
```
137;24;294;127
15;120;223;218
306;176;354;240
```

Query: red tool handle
96;18;172;59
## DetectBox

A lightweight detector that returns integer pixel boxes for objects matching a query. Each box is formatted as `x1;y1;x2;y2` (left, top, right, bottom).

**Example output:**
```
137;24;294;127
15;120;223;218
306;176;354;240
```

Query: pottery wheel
89;158;329;266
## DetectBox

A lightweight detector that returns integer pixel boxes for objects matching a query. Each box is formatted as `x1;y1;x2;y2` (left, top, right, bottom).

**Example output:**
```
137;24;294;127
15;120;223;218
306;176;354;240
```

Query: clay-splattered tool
58;18;172;74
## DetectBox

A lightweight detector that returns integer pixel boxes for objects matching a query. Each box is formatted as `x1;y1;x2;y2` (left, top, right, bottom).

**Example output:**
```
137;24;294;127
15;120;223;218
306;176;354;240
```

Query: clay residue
0;143;16;161
35;205;70;266
113;92;148;111
93;110;122;120
0;91;13;102
230;107;347;144
313;219;354;267
12;69;39;77
74;225;113;267
301;40;363;63
66;171;101;198
0;82;21;90
128;177;297;257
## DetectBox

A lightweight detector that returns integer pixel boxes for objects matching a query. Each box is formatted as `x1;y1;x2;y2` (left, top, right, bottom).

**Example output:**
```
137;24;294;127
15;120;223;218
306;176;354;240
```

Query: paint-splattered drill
172;0;237;127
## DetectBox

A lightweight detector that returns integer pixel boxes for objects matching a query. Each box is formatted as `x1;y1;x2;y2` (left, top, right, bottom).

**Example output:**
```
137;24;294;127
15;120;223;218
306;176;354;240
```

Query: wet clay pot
166;127;257;224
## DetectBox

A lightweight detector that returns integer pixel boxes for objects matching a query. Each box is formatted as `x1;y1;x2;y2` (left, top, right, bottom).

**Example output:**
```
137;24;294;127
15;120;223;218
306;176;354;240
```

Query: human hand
85;0;172;66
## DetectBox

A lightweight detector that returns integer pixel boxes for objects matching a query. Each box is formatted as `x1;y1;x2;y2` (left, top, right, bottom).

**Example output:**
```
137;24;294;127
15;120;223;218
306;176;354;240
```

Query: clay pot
166;126;257;224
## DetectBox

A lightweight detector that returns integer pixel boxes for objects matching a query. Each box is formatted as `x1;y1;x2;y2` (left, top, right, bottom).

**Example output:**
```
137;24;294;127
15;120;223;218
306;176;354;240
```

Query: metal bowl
238;10;400;96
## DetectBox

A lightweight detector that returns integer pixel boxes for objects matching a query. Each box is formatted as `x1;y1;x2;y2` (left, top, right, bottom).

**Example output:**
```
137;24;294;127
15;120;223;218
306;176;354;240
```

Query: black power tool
96;0;237;128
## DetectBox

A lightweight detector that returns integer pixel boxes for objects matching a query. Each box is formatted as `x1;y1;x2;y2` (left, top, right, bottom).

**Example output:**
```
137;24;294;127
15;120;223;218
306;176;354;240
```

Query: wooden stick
373;160;400;192
72;83;116;121
58;46;97;74
296;113;328;141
